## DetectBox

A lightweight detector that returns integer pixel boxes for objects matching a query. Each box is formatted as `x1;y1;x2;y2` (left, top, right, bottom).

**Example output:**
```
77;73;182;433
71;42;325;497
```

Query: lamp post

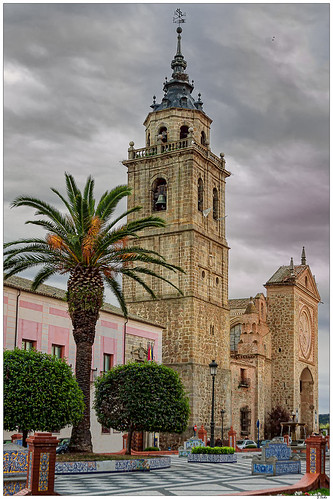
209;359;218;447
221;409;226;443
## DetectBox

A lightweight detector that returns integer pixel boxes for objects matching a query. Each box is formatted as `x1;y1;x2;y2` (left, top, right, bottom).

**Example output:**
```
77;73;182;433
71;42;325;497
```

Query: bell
155;194;166;208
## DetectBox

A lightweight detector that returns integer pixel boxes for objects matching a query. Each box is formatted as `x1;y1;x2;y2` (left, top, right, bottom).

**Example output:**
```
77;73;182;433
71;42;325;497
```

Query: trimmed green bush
143;446;160;452
191;446;234;454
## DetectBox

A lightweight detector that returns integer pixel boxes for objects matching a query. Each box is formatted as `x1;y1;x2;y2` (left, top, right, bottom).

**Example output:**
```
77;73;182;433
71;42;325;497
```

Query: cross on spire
173;8;186;27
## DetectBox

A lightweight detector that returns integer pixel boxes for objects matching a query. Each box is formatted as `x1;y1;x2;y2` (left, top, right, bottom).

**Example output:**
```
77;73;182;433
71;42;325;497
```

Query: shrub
143;446;160;452
191;446;234;454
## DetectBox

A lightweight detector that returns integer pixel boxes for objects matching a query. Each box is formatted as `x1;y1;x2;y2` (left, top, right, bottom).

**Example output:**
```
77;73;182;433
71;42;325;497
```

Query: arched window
147;133;150;147
152;178;167;211
201;131;206;145
159;126;168;143
198;178;203;212
230;323;242;352
213;188;218;220
180;125;189;139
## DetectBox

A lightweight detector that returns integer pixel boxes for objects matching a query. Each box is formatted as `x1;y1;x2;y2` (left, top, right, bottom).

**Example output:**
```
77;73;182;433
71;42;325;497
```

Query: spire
301;246;306;265
289;257;295;278
150;10;204;112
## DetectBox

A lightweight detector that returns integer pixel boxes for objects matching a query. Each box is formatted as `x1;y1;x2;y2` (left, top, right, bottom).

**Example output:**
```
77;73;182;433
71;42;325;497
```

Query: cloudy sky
4;3;329;412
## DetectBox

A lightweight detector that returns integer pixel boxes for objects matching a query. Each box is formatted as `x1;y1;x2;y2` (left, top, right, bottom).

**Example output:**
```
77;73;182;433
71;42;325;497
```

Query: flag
151;343;154;361
147;343;151;361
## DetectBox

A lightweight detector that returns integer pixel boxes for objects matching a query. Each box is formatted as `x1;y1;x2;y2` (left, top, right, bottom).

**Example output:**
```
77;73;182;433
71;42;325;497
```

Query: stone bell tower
265;248;320;435
122;18;231;444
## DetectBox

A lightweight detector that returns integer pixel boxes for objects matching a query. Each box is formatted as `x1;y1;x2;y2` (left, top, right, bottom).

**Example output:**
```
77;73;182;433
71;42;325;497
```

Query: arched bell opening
180;125;189;139
300;367;314;435
201;131;206;145
152;178;167;211
158;126;168;143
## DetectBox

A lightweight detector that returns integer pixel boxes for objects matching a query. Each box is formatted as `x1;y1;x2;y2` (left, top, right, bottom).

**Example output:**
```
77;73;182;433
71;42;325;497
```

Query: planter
188;453;237;463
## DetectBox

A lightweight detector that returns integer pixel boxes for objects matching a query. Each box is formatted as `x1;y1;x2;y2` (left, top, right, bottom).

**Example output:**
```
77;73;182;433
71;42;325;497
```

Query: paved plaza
54;453;329;496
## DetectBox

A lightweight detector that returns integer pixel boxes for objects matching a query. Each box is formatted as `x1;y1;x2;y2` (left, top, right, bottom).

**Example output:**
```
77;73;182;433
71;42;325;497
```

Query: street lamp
209;359;218;447
221;409;226;443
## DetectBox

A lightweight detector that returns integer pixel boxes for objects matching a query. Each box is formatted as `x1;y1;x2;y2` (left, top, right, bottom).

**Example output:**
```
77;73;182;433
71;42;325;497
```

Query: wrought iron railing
238;377;250;388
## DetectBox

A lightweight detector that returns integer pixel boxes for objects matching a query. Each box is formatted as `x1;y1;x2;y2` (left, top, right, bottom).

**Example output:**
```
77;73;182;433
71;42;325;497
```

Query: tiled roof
229;298;250;309
4;275;163;328
265;265;306;285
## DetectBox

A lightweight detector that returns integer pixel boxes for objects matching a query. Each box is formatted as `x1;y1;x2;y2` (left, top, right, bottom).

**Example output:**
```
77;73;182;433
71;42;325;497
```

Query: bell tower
123;15;231;443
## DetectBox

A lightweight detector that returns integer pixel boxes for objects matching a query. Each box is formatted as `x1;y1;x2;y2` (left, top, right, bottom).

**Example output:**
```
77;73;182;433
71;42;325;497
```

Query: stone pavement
54;453;329;496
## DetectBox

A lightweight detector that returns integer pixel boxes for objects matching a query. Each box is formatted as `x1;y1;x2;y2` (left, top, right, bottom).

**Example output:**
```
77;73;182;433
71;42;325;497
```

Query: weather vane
173;8;186;26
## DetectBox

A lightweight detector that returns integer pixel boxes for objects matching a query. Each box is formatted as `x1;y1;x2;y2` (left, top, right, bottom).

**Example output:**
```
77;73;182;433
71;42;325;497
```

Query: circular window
202;270;205;278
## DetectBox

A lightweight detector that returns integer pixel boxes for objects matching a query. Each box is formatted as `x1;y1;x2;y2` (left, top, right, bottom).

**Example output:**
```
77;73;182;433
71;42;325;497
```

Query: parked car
56;438;70;454
236;439;257;449
271;436;292;444
260;439;271;448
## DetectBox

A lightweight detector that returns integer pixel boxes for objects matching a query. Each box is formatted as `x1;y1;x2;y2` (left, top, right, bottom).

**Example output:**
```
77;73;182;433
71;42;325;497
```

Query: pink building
3;275;163;452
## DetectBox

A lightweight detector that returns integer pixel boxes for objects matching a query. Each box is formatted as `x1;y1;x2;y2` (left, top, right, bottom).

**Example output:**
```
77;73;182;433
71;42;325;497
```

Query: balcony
238;377;250;388
126;137;226;172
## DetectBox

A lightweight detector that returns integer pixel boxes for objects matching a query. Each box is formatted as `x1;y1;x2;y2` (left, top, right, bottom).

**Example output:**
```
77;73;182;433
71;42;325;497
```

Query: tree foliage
4;348;84;444
265;405;290;438
94;361;190;453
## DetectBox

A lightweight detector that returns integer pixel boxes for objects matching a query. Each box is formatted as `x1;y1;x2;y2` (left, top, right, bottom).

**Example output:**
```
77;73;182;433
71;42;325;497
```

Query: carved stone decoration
131;343;148;362
299;309;312;359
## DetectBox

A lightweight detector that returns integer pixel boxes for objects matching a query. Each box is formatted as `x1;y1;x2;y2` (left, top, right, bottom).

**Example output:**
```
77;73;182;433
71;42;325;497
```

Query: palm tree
4;173;184;452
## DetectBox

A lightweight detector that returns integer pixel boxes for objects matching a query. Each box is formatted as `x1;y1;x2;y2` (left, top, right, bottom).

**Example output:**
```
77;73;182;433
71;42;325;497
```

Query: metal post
221;409;226;442
257;419;260;448
210;375;215;447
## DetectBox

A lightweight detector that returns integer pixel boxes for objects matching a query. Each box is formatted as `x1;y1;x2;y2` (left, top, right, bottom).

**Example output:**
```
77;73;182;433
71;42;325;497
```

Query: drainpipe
123;318;128;364
14;289;21;348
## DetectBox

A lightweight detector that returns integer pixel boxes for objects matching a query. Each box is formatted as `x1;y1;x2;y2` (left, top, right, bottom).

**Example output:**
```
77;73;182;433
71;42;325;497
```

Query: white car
236;439;257;449
271;436;291;444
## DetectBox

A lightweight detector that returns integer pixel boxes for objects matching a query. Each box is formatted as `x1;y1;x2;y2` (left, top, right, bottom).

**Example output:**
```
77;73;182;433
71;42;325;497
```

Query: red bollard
26;432;59;495
305;435;329;488
228;427;237;450
283;434;290;445
198;425;207;445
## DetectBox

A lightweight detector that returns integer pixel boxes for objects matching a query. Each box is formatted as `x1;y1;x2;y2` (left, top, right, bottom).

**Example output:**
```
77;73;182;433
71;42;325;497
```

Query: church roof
150;24;204;113
265;265;306;285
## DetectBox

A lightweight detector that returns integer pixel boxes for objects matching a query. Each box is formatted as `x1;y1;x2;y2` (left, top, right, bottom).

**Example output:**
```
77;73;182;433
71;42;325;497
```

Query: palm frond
11;196;73;234
121;269;157;300
50;187;75;219
4;237;51;249
102;205;143;234
103;275;128;318
96;185;132;221
65;173;80;208
31;265;59;290
120;265;184;296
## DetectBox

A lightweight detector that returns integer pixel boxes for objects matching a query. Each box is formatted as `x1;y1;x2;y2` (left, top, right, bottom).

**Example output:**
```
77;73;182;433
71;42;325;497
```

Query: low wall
55;456;171;474
188;454;237;463
3;444;29;496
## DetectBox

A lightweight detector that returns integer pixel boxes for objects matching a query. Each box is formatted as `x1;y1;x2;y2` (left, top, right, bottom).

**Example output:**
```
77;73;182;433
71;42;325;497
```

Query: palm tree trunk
70;340;93;452
67;267;104;453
